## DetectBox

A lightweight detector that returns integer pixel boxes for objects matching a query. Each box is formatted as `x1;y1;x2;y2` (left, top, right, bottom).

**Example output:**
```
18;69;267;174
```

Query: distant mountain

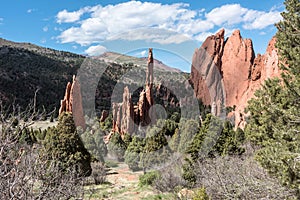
0;38;84;63
98;52;182;73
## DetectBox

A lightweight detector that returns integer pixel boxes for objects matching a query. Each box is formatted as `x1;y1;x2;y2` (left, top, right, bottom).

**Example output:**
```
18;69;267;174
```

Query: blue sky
0;0;284;71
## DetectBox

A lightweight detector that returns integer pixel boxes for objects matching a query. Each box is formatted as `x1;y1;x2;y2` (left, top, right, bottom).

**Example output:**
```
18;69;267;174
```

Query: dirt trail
101;162;156;200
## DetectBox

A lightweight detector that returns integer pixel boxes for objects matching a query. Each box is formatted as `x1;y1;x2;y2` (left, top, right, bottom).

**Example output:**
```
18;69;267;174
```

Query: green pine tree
169;128;181;152
246;0;300;193
107;133;127;161
124;136;145;171
139;126;171;173
42;112;92;177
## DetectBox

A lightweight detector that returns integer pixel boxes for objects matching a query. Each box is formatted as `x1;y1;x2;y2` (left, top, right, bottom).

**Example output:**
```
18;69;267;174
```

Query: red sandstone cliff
190;29;280;128
59;75;86;130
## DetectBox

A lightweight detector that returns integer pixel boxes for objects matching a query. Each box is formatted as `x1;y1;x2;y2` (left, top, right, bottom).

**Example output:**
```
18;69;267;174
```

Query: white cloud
206;4;248;26
85;45;107;56
205;4;282;30
153;33;191;44
56;6;98;23
56;1;283;45
243;11;282;30
0;18;3;24
43;26;48;32
57;9;83;23
57;1;197;45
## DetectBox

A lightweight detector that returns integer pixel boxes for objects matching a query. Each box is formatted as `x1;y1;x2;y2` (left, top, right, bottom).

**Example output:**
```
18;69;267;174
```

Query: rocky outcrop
137;88;154;126
190;30;280;128
111;48;155;136
221;30;255;107
233;36;279;129
59;75;86;130
121;87;134;134
251;37;279;81
190;29;225;106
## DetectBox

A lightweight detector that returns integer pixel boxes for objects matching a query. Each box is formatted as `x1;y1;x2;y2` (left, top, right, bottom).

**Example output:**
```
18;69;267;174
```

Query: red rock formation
190;30;280;128
140;48;156;126
146;48;154;107
111;48;156;136
59;75;86;130
190;29;226;109
121;86;134;134
112;103;122;133
59;82;72;114
221;30;255;107
137;89;151;126
233;36;279;129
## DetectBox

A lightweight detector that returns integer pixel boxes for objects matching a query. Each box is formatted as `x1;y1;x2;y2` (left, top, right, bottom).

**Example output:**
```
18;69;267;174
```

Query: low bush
192;187;210;200
91;162;106;185
138;171;160;187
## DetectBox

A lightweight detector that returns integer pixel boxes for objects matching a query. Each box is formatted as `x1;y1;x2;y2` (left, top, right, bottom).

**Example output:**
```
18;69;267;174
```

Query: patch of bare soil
95;162;159;200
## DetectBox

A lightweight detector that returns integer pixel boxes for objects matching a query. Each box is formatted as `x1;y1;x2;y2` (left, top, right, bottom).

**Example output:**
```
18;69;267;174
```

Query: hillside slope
0;38;84;113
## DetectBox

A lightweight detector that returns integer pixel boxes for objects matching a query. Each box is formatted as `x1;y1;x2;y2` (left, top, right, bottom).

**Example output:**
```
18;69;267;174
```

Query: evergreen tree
81;129;107;163
178;119;200;153
246;0;300;193
107;133;127;161
42;112;92;177
123;133;132;147
187;114;244;162
169;128;181;152
139;126;171;173
124;136;145;171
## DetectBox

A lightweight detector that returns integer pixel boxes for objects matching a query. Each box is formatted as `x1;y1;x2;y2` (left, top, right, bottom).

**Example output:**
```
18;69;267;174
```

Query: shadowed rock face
59;75;86;130
190;29;280;128
190;29;225;106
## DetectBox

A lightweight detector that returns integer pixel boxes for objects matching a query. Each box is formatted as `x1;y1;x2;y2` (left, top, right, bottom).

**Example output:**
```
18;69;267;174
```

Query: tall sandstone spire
111;48;156;136
146;48;154;106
